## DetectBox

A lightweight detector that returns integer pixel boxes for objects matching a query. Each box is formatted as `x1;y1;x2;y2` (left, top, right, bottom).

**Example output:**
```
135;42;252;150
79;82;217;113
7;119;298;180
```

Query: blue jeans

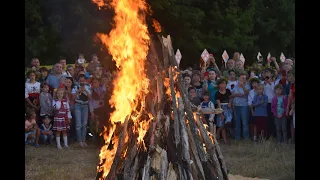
75;103;89;142
234;106;249;140
40;134;54;144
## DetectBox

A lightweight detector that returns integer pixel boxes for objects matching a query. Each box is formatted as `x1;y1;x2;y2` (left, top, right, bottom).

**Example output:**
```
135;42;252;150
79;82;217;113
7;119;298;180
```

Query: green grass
25;139;294;180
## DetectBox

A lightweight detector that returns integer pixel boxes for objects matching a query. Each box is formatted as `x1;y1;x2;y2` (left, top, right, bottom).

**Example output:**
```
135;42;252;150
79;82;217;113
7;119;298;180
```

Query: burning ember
92;0;228;180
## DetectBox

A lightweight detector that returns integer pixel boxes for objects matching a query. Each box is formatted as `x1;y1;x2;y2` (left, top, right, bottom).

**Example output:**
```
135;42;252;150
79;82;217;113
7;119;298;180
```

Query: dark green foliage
25;0;294;67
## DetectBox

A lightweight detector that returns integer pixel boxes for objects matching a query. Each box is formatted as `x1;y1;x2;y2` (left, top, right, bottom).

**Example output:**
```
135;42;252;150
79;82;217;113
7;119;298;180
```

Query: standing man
59;57;68;76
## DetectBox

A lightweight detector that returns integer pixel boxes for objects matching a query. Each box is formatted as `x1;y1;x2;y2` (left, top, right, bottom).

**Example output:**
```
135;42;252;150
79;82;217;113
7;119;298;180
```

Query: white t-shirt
261;81;275;103
25;82;41;98
226;80;238;91
248;89;256;106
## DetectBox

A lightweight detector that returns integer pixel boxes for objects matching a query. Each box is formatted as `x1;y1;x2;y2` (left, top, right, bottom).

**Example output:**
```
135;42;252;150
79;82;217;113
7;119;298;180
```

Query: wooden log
177;97;190;162
128;155;139;180
186;124;206;180
160;148;168;180
142;155;151;180
105;116;129;180
214;138;229;180
166;163;177;180
157;35;169;70
176;73;207;163
194;113;224;180
169;66;180;148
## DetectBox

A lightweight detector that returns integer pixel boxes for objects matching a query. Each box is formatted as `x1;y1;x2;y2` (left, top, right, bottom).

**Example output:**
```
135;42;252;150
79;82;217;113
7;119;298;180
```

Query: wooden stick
106;116;129;180
176;73;207;163
142;155;151;180
213;137;229;180
186;125;206;180
160;149;168;180
194;113;224;180
169;66;180;148
177;97;190;162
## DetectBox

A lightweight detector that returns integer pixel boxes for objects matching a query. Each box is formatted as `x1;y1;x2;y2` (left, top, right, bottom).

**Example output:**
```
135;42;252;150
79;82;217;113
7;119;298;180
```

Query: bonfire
92;0;228;179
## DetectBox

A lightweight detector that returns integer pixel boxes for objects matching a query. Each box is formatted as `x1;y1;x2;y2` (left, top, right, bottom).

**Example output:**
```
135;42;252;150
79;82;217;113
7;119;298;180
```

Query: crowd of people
183;52;295;144
25;54;113;149
25;51;295;149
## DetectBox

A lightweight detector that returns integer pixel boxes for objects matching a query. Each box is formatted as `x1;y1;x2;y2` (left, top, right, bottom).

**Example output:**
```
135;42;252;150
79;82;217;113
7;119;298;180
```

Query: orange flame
93;0;151;178
152;18;162;32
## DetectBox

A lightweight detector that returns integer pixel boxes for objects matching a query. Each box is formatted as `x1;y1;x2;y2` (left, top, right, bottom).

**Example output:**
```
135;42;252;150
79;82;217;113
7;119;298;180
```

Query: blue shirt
277;97;284;116
201;101;210;119
46;74;65;89
207;80;218;104
231;82;251;106
252;94;268;116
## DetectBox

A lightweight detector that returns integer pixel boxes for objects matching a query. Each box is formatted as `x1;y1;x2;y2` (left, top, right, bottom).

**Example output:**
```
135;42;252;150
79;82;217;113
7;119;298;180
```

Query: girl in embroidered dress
53;84;72;149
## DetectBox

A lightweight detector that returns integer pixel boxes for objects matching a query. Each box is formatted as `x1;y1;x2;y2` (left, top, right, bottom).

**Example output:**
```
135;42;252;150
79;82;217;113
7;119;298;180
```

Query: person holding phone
72;74;92;148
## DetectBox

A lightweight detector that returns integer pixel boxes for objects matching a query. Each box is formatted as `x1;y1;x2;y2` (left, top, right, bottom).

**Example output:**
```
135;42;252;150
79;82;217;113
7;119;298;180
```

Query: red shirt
290;83;295;101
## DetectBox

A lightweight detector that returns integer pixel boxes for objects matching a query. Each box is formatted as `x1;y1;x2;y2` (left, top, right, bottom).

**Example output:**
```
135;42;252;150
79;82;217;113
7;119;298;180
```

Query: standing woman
203;68;219;106
72;74;92;147
25;71;41;123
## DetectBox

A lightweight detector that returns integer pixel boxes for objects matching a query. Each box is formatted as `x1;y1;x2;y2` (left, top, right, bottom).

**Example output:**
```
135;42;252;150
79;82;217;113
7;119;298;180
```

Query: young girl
53;84;72;149
271;84;288;143
25;109;40;147
251;84;268;141
25;71;41;121
39;83;53;117
200;92;215;125
215;78;233;144
188;87;201;107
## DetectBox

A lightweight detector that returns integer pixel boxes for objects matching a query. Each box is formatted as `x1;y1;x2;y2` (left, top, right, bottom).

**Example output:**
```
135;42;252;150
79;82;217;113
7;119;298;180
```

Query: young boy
39;115;54;144
188;87;201;107
200;92;215;125
271;84;288;143
25;109;40;147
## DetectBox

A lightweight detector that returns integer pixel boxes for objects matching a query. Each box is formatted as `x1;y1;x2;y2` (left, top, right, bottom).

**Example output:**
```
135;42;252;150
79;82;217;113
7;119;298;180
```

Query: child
25;109;40;147
53;84;72;149
215;78;233;144
271;84;288;143
200;92;215;125
248;78;260;138
188;87;201;107
39;115;54;144
39;83;53;117
183;75;192;91
77;53;86;65
251;84;268;142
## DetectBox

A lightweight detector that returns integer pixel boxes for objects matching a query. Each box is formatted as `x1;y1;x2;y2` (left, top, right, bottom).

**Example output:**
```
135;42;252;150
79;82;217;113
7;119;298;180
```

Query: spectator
215;78;233;144
25;109;40;147
72;74;92;148
63;77;76;142
188;87;201;107
286;69;295;142
25;71;41;119
46;63;66;93
262;68;276;138
203;68;218;106
39;67;49;84
86;54;101;74
251;84;268;142
248;78;260;138
66;65;74;77
183;75;192;91
191;71;203;99
231;72;250;140
39;83;53;117
28;58;41;79
226;69;237;91
59;57;68;76
235;60;244;74
39;115;54;144
221;59;235;78
53;85;72;149
271;84;288;144
200;92;215;125
89;78;107;144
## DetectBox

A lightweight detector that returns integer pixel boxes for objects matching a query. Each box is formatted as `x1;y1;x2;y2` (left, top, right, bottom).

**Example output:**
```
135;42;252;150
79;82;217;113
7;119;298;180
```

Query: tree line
26;0;294;68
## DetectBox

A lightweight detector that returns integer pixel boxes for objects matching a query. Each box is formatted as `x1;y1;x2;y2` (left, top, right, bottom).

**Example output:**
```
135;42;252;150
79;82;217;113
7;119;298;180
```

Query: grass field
25;139;295;180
